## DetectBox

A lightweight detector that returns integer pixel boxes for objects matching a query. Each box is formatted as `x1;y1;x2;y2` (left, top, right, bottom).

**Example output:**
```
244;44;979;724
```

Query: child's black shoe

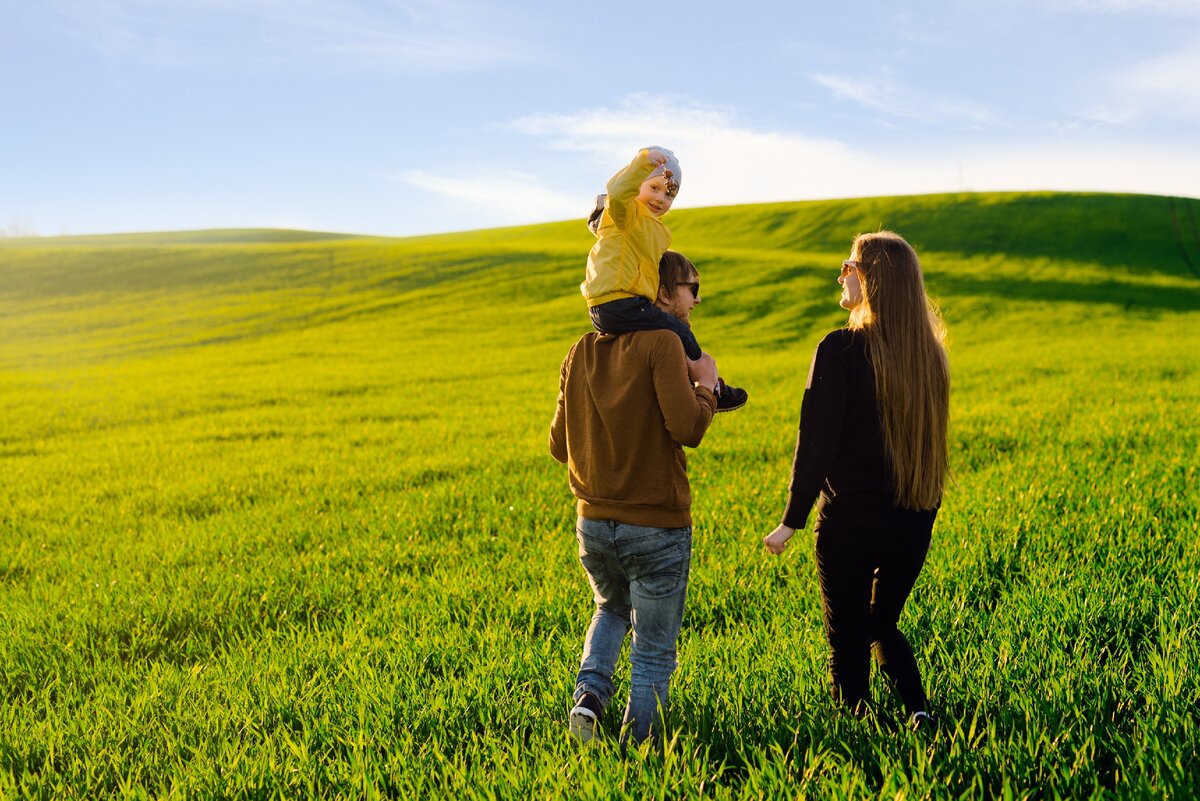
715;379;748;413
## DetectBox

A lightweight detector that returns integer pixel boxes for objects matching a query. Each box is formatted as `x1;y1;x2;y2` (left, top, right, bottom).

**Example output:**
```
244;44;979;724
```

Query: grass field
2;192;1198;798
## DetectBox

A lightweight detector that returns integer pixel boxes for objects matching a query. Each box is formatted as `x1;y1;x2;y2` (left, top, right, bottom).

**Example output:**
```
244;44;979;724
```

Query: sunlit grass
1;192;1198;798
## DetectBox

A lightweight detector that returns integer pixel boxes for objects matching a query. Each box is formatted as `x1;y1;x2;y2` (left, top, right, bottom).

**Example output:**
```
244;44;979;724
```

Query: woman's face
839;256;863;310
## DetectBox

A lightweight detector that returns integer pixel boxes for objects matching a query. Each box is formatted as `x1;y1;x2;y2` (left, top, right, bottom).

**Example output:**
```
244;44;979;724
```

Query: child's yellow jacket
580;150;671;307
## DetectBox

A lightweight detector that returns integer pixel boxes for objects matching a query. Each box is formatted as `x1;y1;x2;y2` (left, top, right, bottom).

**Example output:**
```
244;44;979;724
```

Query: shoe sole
569;707;597;744
715;399;748;413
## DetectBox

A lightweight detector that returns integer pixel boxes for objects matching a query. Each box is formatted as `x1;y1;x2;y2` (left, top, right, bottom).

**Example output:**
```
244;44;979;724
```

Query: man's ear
656;284;672;305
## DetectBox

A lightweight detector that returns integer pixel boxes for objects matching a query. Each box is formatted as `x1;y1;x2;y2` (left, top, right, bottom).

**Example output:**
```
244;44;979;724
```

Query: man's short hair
659;250;697;292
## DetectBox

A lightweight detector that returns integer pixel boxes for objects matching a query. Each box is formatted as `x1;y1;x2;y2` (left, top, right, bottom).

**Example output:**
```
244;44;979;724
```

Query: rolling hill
1;191;1197;799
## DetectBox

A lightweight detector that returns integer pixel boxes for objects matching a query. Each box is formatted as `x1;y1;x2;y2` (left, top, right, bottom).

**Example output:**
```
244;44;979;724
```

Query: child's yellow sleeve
604;150;656;230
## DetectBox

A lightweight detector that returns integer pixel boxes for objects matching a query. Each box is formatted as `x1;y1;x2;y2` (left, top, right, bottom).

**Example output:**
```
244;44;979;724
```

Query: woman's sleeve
781;335;848;529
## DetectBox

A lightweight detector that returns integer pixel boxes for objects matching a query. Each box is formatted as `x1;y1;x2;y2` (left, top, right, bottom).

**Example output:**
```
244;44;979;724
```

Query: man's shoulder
561;331;595;361
566;331;606;349
566;330;684;368
632;328;681;342
576;329;680;346
627;329;686;356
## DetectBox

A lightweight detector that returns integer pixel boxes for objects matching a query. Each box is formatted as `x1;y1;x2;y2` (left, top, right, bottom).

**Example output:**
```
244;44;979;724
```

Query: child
582;147;747;412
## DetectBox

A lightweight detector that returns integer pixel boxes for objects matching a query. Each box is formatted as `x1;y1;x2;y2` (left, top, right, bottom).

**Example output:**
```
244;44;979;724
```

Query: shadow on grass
929;273;1200;314
668;689;1186;797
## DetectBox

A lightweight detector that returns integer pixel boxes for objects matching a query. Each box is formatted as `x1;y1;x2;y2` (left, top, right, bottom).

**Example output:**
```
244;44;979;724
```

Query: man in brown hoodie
550;250;719;747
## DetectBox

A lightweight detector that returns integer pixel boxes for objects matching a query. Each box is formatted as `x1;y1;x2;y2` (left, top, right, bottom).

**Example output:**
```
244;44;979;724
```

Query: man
549;250;719;747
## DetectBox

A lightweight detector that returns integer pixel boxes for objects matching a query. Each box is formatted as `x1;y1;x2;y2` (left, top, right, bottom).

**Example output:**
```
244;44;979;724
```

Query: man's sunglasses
673;281;700;299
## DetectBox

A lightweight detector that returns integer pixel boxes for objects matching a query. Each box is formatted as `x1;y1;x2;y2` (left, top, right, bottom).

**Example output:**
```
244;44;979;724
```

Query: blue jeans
573;516;692;745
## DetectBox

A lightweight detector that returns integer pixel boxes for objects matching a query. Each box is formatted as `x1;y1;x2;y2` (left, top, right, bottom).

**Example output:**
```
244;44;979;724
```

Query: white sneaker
569;705;599;744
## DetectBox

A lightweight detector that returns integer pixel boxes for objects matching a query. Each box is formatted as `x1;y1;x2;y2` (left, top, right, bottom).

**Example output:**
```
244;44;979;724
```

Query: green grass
2;191;1199;799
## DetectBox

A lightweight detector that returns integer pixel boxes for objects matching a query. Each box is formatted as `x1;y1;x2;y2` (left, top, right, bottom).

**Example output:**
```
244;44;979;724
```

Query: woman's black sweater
783;328;937;530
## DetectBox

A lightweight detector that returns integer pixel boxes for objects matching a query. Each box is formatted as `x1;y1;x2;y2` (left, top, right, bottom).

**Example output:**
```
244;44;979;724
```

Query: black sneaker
715;379;748;413
569;692;603;744
910;711;936;732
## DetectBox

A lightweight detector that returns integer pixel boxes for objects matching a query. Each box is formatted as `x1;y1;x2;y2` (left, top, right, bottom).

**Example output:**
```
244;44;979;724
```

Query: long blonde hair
846;231;949;510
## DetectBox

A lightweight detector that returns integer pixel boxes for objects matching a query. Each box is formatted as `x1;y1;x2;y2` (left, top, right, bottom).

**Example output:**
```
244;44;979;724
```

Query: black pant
814;510;933;716
590;296;702;360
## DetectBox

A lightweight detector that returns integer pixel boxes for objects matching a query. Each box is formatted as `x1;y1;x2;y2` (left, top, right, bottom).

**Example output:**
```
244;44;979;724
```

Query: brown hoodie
549;330;716;528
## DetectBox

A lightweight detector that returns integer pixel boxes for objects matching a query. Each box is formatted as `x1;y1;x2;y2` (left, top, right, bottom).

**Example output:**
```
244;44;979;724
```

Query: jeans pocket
629;541;690;599
578;527;615;602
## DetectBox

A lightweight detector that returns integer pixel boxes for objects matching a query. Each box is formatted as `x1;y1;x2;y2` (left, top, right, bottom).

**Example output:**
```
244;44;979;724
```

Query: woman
763;231;949;730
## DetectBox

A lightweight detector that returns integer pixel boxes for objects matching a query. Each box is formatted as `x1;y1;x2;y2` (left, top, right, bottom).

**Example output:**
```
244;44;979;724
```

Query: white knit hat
644;146;681;196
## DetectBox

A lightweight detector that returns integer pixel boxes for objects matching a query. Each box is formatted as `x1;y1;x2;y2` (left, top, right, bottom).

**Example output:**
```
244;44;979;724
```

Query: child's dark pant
590;297;702;360
814;511;934;717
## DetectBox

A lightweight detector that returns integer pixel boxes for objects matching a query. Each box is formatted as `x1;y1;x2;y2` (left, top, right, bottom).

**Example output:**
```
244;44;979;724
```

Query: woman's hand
763;524;796;556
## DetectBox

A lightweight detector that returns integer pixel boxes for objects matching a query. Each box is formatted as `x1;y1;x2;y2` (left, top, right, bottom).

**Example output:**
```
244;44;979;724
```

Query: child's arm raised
604;149;665;230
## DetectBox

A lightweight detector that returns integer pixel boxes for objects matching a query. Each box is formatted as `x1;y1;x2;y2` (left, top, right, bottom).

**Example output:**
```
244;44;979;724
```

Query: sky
1;0;1198;238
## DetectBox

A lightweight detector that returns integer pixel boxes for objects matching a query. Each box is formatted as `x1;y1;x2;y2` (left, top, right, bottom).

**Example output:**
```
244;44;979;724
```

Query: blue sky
2;0;1198;237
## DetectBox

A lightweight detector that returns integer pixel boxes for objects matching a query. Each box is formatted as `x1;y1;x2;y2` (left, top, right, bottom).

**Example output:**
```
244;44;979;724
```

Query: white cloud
401;169;584;226
808;74;894;114
506;95;861;206
405;95;1200;226
509;94;739;156
1050;0;1200;13
1119;43;1200;107
1078;38;1200;124
48;0;528;70
810;73;996;127
503;95;1019;206
947;143;1200;197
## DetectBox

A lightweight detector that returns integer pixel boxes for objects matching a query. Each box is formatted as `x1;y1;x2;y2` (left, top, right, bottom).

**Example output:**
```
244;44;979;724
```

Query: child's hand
644;148;669;168
763;524;796;556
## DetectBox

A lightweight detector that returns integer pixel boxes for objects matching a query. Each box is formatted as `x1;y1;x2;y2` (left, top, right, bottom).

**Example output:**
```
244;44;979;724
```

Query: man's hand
763;524;796;556
687;353;718;393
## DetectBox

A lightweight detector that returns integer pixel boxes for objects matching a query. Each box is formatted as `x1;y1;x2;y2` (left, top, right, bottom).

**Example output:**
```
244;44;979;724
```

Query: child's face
637;175;676;217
